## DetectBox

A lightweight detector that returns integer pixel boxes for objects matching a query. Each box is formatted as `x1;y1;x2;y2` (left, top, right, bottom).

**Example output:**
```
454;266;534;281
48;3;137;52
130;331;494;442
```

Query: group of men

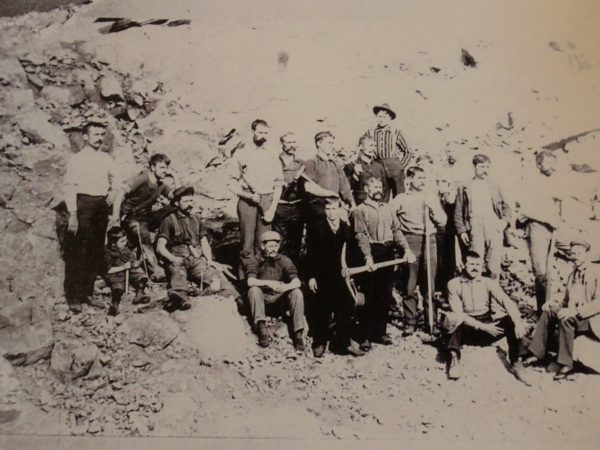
61;102;599;383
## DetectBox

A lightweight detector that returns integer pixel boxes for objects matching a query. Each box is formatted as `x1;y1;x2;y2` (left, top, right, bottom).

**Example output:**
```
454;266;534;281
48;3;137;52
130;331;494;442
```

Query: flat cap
172;185;195;201
260;230;281;244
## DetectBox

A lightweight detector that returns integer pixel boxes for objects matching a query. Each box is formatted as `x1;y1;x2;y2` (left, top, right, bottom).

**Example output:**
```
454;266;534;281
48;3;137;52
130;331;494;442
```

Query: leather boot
256;321;270;348
292;330;305;352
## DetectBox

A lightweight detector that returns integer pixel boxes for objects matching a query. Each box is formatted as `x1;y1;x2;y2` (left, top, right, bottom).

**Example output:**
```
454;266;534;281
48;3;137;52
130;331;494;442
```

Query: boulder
17;110;70;150
119;311;179;350
0;356;24;424
0;57;27;88
175;296;254;362
50;338;100;383
1;89;36;114
0;299;54;366
99;73;124;101
41;85;86;107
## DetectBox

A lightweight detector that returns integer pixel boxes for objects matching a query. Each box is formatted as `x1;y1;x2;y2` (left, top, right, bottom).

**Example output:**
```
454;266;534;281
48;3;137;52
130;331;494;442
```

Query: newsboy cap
260;231;281;244
172;185;195;202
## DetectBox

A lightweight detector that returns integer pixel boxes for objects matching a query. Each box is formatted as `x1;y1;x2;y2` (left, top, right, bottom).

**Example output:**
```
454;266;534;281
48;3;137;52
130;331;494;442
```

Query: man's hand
557;307;578;321
170;256;184;266
108;214;120;228
68;213;79;234
354;163;363;175
541;301;558;313
460;232;470;246
248;192;260;203
405;250;417;264
262;208;276;223
308;278;318;293
268;281;286;293
365;255;375;272
480;321;503;337
514;320;527;339
497;218;509;232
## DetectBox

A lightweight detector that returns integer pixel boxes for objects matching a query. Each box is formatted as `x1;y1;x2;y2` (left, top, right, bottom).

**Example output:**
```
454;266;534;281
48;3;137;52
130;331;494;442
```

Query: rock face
119;311;179;350
50;338;100;383
0;356;24;424
0;299;54;366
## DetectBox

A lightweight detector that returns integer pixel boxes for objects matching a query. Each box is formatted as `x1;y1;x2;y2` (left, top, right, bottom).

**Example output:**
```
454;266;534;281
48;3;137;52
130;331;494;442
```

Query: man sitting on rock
111;153;173;281
103;226;149;316
527;239;600;380
156;186;229;310
243;231;305;351
443;250;528;383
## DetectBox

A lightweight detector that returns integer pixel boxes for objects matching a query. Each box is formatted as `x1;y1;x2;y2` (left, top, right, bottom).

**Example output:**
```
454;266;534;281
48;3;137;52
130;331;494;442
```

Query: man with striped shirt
367;103;412;199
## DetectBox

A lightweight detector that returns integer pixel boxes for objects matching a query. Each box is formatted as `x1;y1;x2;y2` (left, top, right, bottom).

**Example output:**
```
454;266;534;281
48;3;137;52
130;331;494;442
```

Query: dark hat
260;231;281;244
373;103;396;120
107;226;126;241
570;239;591;251
172;185;195;202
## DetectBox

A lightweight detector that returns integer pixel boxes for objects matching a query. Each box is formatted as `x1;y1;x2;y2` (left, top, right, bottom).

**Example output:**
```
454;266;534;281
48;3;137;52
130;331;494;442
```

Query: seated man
244;231;305;351
528;239;600;380
443;251;527;382
156;186;228;310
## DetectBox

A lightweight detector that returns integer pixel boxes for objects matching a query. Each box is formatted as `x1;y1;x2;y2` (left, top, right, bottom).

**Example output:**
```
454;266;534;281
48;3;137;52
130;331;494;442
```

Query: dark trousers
359;243;395;341
63;194;108;304
435;228;457;295
526;221;553;313
273;202;304;265
237;194;273;262
401;233;437;328
529;308;591;368
311;276;355;349
446;313;522;364
380;158;405;200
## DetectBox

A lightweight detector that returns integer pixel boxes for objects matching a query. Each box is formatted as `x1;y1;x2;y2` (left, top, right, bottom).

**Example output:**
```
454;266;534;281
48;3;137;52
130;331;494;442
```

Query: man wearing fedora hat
157;186;229;310
366;103;412;200
243;230;306;351
527;239;600;380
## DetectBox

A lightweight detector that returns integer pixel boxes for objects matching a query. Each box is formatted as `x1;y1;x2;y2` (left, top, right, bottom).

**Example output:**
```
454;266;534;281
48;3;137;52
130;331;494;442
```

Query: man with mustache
229;119;283;268
62;119;115;313
344;134;388;205
244;231;306;351
156;186;228;310
353;177;415;350
455;154;511;279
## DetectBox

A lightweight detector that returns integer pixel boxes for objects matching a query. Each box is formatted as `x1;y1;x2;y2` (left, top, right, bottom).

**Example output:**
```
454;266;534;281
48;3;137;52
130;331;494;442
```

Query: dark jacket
306;217;352;282
454;178;511;235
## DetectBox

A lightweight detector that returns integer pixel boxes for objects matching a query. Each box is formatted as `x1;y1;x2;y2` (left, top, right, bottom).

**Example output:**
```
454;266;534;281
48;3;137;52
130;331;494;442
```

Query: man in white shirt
63;121;115;313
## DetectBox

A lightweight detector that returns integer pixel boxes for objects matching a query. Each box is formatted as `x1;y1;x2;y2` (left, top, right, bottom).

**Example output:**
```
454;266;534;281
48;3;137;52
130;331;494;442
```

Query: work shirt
157;211;206;250
367;125;410;163
447;275;520;322
304;155;354;205
564;262;600;318
231;145;283;195
390;190;447;235
520;171;561;227
103;245;136;274
243;253;298;282
64;146;115;211
278;154;304;203
353;198;409;258
121;171;170;218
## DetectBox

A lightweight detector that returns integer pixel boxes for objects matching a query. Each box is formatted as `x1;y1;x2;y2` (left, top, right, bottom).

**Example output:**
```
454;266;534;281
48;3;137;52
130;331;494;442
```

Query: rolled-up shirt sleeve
353;208;372;259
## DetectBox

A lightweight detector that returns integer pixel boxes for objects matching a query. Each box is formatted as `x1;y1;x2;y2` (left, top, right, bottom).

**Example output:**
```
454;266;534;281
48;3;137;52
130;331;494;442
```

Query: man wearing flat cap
243;231;306;351
366;103;412;199
528;239;600;380
156;186;228;310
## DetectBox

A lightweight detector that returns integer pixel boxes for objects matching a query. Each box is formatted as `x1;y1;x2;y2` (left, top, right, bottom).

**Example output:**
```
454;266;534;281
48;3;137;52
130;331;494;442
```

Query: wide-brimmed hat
570;239;591;251
172;185;195;202
373;103;396;120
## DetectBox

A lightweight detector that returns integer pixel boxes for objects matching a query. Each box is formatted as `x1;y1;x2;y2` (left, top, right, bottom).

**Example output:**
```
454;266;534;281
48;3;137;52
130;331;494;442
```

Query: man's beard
371;192;382;201
254;137;267;146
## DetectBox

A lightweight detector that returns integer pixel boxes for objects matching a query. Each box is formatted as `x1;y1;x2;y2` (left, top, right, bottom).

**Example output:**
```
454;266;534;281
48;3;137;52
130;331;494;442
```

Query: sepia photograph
0;0;599;448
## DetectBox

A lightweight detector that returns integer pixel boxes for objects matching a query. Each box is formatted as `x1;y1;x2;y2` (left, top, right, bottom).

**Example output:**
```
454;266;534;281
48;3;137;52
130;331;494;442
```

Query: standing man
303;131;356;241
366;103;412;197
272;132;305;264
455;154;512;279
353;177;415;350
390;166;447;335
110;153;173;280
306;198;364;357
243;231;306;351
229;120;283;267
517;150;562;313
527;240;600;380
63;120;114;313
156;186;228;310
443;251;528;382
344;134;388;205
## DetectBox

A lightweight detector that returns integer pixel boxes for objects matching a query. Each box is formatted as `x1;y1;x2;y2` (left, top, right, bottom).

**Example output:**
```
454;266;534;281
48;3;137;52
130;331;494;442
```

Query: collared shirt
103;245;136;273
64;146;116;211
304;155;354;205
353;198;408;258
447;275;520;321
231;145;284;195
565;262;600;318
367;125;410;163
278;153;304;203
243;253;298;282
121;171;170;218
390;189;446;235
157;211;206;249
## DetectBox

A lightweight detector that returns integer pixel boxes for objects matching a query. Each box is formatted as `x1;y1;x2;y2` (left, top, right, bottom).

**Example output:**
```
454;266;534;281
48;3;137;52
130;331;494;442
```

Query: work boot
69;301;82;315
553;365;573;381
447;351;461;380
292;330;305;352
511;360;531;386
108;290;122;316
108;303;119;316
312;343;326;358
359;339;372;352
346;340;366;357
402;325;416;337
168;290;191;310
132;290;150;305
256;321;270;348
372;334;393;346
